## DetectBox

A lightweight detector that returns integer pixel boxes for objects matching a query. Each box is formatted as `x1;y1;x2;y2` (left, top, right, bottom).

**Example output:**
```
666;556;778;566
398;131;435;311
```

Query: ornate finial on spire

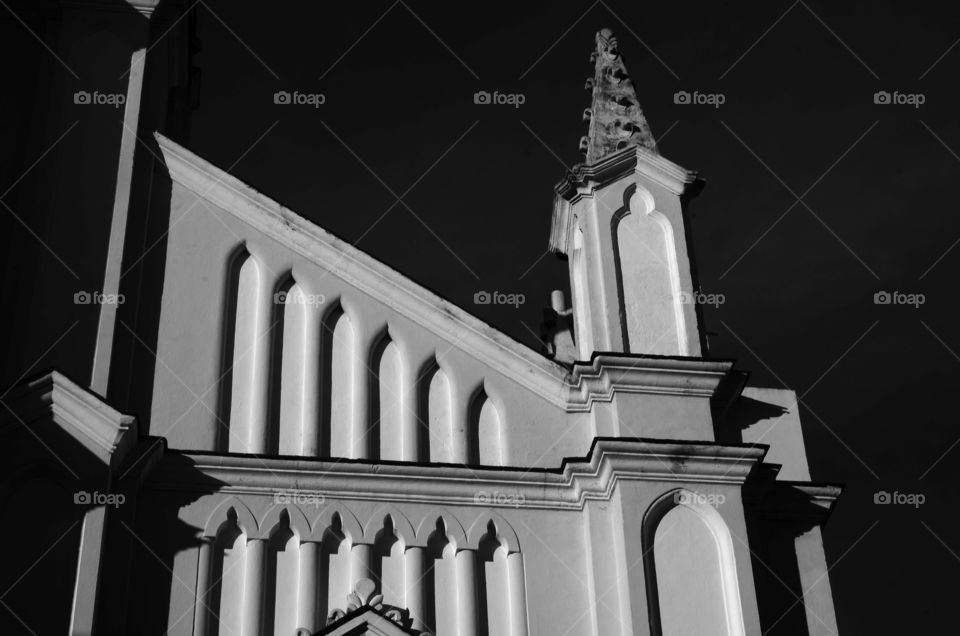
580;28;657;163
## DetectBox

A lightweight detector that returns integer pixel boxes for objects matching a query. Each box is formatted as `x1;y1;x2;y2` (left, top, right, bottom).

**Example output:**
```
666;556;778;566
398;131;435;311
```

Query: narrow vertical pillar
401;357;419;461
193;540;213;636
452;389;469;464
68;504;108;636
352;543;374;584
300;308;321;456
297;541;319;631
352;325;370;459
231;257;273;454
248;277;275;454
405;546;426;630
795;525;839;636
90;46;148;394
507;552;529;636
455;549;478;636
242;539;266;635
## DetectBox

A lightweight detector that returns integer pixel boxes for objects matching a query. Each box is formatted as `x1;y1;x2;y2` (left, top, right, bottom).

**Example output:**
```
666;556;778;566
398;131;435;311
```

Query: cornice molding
1;371;138;470
751;481;843;523
549;145;699;254
145;438;768;511
566;353;733;410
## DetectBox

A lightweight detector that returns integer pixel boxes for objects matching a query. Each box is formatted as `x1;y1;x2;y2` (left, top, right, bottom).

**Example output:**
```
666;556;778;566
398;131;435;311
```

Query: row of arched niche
197;501;527;636
218;249;506;465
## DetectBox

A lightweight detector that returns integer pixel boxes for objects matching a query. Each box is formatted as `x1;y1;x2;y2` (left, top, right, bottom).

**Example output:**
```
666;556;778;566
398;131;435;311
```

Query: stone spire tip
579;28;657;164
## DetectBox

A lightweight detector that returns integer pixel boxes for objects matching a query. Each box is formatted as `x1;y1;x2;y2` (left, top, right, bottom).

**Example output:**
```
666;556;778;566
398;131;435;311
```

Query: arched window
643;490;745;636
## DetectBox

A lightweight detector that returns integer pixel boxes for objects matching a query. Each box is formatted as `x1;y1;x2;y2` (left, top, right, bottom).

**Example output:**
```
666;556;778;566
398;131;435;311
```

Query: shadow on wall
0;368;226;635
745;476;837;636
108;452;227;634
0;432;87;634
715;394;789;444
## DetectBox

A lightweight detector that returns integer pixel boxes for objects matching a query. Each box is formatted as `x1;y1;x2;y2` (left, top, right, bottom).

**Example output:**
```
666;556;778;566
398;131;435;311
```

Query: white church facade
0;6;841;635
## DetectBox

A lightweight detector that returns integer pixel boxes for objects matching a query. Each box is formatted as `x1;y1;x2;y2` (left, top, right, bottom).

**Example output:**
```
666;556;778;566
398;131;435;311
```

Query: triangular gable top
154;132;570;407
316;606;420;636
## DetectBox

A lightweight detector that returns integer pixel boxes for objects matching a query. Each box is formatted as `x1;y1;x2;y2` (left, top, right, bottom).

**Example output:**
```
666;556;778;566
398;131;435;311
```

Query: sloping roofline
154;132;572;406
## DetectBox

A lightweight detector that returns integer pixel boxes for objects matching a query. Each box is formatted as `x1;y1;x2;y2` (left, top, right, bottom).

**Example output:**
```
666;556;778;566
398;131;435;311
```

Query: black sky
175;0;960;630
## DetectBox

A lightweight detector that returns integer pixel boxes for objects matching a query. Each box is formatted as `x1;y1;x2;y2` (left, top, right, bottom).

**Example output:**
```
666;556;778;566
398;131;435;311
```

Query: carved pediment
300;578;430;636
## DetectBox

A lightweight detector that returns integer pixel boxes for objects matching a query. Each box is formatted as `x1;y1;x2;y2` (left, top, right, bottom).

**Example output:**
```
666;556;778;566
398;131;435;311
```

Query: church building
0;5;841;634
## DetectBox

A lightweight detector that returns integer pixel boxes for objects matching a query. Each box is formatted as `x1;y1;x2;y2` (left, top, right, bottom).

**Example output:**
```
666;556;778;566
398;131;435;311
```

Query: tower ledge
550;144;702;255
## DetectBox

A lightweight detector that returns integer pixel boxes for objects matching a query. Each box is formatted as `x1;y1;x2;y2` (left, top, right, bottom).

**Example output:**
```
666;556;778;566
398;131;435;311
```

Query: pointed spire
579;28;657;164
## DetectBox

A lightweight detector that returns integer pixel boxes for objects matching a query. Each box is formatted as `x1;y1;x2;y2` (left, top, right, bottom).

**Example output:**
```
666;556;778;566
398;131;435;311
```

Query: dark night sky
175;0;959;630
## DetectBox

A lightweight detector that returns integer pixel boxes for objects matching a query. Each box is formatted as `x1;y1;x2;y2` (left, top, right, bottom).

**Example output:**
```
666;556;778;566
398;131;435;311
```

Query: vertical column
452;387;469;464
507;552;529;636
68;504;108;636
297;541;319;632
193;540;213;636
352;543;375;584
231;257;273;454
405;546;426;631
242;539;266;636
352;324;370;459
90;45;148;394
795;525;839;636
455;549;478;636
248;275;275;454
300;307;321;456
401;357;419;461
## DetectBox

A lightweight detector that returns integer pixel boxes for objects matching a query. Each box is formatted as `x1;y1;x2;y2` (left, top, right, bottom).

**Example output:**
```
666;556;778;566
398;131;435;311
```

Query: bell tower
550;28;705;358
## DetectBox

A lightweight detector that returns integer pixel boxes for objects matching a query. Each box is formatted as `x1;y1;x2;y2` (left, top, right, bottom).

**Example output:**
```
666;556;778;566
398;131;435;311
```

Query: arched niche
371;516;406;608
415;510;468;551
309;505;363;544
263;509;300;636
227;251;266;453
362;506;417;546
321;302;356;458
468;385;505;466
423;516;460;635
369;329;403;461
203;496;259;538
420;357;451;463
277;278;310;456
611;185;685;355
260;504;311;539
216;244;249;451
642;489;745;636
570;222;593;358
208;508;246;636
466;513;521;553
311;509;356;621
477;520;511;636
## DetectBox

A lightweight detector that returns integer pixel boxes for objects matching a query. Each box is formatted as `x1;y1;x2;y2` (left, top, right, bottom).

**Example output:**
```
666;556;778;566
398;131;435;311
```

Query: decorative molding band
565;353;733;410
549;145;700;254
145;438;768;512
1;371;138;468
